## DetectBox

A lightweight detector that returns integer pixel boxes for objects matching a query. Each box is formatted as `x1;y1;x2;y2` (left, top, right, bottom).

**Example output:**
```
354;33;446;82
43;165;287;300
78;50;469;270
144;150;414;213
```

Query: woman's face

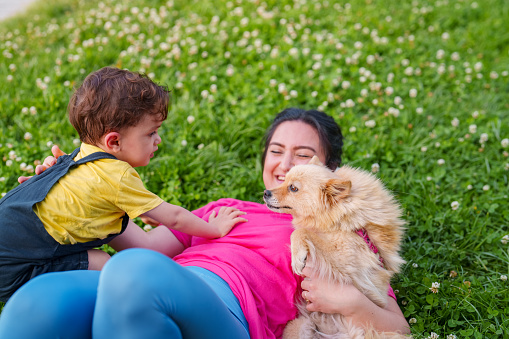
263;120;326;190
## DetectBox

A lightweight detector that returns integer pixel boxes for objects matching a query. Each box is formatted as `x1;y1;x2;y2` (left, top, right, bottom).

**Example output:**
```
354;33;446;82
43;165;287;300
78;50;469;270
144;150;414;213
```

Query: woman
0;108;409;338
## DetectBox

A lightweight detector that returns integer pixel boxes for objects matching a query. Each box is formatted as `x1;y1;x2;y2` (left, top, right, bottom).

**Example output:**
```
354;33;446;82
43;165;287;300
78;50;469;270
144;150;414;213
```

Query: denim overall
0;148;128;302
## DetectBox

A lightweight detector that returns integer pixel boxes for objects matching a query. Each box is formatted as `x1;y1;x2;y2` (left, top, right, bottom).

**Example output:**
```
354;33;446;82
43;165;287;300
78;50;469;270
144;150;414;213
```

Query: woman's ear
103;132;121;152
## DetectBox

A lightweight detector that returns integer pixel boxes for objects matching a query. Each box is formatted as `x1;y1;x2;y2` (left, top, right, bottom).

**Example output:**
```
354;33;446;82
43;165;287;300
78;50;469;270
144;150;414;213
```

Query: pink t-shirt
170;198;395;339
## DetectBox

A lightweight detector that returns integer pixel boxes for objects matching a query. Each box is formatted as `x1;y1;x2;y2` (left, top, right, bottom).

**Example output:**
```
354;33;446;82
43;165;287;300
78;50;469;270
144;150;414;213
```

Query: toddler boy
0;67;246;302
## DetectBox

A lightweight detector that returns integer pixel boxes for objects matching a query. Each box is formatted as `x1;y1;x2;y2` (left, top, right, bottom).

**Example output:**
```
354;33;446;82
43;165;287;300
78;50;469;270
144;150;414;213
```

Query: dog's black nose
263;190;272;199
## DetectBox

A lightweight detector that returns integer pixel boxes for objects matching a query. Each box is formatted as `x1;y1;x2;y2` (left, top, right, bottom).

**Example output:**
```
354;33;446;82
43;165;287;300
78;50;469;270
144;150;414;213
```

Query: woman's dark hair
262;108;344;170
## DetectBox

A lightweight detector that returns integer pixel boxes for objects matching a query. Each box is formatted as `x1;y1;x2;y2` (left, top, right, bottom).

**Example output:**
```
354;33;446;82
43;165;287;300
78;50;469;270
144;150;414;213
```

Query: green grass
1;0;508;336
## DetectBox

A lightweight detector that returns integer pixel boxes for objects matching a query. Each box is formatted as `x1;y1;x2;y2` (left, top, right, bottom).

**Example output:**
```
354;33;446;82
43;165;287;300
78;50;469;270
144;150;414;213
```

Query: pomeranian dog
263;156;406;339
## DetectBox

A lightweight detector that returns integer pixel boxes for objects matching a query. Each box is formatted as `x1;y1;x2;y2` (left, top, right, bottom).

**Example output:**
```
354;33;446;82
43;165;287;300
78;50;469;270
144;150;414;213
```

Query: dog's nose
263;190;272;199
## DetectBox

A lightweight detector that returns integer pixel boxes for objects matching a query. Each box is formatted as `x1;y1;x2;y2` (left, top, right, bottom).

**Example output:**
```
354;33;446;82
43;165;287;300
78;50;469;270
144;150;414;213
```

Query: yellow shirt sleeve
116;166;164;219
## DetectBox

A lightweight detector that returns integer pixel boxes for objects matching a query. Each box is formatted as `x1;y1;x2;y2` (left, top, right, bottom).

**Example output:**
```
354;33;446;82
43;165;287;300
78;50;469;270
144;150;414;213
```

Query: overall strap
75;150;118;165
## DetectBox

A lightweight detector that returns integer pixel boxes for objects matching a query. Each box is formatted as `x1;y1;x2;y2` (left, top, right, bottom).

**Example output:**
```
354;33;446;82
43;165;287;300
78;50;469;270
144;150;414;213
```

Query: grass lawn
1;0;508;337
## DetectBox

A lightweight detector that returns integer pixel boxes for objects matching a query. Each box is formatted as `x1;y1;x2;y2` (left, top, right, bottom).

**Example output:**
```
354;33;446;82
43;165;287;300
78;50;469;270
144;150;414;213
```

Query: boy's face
117;115;163;167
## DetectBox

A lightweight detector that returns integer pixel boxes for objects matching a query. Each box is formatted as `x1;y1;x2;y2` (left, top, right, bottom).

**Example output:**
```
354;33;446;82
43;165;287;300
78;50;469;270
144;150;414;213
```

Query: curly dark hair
68;67;170;145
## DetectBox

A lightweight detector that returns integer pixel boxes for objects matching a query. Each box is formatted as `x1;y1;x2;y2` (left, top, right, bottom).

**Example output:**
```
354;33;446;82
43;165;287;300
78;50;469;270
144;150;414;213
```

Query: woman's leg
0;270;99;339
93;248;250;339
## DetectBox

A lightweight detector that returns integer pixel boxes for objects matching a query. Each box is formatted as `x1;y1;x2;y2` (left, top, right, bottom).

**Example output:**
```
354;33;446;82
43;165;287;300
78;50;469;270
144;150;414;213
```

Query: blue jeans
0;249;250;339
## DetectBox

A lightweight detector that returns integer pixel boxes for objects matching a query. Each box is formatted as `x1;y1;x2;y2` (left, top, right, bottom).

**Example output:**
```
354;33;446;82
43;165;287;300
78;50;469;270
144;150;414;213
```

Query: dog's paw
291;248;308;275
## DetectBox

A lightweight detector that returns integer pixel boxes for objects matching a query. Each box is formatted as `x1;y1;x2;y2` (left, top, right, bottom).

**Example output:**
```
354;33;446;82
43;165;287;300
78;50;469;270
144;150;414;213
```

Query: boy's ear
309;155;324;167
103;132;121;152
323;178;351;206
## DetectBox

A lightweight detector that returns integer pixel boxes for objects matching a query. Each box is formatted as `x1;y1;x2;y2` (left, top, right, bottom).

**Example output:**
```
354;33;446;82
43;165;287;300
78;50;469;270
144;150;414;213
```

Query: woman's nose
279;154;294;172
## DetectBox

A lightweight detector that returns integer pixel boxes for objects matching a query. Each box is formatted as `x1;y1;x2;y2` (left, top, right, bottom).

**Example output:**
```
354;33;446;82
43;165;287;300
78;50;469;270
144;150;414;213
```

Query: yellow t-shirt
33;143;164;245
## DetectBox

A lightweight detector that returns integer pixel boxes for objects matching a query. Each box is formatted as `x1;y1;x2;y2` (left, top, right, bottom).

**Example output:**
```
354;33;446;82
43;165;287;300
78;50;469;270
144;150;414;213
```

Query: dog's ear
309;155;324;167
323;179;351;205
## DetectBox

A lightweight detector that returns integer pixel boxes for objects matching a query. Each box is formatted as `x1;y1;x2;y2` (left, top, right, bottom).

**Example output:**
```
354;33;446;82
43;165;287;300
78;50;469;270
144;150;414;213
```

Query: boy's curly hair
68;67;170;145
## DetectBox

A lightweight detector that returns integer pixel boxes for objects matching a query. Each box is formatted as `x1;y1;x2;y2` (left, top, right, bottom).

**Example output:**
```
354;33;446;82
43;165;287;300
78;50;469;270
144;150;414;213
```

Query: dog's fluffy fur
263;156;406;339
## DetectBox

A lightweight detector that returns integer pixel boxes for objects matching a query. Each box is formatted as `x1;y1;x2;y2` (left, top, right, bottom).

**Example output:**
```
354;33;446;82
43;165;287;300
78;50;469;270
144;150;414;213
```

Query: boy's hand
18;145;67;184
207;206;247;237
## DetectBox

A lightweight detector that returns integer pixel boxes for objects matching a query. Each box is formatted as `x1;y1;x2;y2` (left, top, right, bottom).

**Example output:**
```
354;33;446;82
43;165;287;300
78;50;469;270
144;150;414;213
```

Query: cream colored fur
264;156;407;339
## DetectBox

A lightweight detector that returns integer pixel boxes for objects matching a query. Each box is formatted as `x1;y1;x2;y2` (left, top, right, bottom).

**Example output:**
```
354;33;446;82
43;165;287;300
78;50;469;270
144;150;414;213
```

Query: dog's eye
289;184;298;192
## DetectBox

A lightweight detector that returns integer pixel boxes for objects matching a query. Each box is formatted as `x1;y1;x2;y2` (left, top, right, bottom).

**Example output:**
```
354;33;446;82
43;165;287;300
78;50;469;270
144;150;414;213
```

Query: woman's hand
300;265;410;334
18;145;67;184
300;265;362;316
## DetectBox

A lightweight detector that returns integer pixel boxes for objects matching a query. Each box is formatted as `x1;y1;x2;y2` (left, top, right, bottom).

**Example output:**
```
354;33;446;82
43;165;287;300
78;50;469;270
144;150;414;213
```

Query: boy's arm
109;219;186;258
143;202;247;238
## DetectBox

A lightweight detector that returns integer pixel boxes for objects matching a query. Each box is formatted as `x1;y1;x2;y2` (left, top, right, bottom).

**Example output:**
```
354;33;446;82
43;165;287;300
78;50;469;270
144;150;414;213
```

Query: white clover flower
7;75;13;82
437;159;445;165
388;107;400;117
446;335;457;339
354;41;363;49
226;65;234;76
480;133;488;144
181;140;187;147
9;150;16;159
311;91;318;97
345;99;355;108
24;132;32;140
269;79;277;87
412;263;418;268
341;81;351;89
1;193;5;197
501;138;509;148
501;235;509;244
409;88;417;98
451;52;460;61
143;224;153;232
29;106;37;115
467;184;473;190
365;120;376;128
428;332;439;339
394;96;402;105
501;275;507;281
442;32;450;40
429;282;440;293
469;124;477;133
421;146;428;152
416;107;424;114
197;143;204;150
187;115;195;124
436;49;445;59
409;318;417;324
474;62;483;72
371;163;380;173
451;118;459;127
349;126;356;133
451;201;459;210
6;160;13;167
290;90;298;98
385;86;394;95
360;89;368;97
0;177;4;182
483;185;490;191
200;90;209;99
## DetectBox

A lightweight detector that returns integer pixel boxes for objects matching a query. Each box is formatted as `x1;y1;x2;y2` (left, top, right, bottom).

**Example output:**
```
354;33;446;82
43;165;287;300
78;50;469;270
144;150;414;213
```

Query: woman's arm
109;219;186;258
300;266;410;334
